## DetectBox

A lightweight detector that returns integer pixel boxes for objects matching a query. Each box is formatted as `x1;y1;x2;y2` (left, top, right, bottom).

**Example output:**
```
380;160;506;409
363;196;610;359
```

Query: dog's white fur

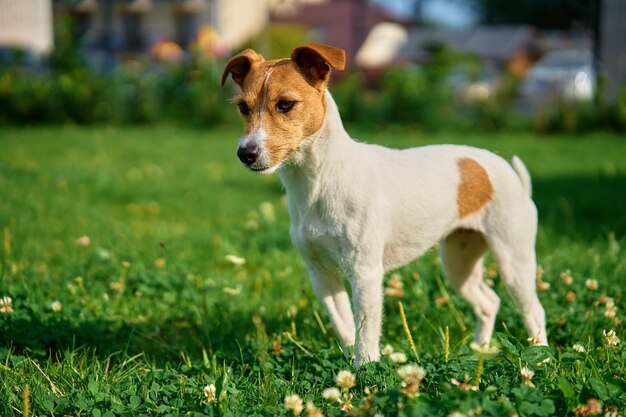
225;46;547;366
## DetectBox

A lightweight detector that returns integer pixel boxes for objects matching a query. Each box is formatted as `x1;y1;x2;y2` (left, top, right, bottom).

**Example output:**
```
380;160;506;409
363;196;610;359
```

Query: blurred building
357;24;539;75
0;0;53;54
0;0;271;61
271;0;411;67
54;0;269;53
598;0;626;100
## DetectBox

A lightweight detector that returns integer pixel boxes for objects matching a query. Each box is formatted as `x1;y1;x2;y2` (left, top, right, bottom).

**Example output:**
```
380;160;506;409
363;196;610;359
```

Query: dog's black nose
237;144;260;165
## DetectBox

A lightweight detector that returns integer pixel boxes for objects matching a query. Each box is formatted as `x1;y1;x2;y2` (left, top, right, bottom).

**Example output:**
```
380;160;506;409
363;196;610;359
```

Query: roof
402;25;536;61
358;24;537;68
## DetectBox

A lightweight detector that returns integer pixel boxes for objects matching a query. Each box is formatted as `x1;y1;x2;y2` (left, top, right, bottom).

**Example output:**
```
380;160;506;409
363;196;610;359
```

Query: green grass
1;125;625;416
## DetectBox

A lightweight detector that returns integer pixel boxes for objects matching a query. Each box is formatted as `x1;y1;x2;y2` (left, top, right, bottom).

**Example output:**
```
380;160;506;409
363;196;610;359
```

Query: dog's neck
278;91;353;203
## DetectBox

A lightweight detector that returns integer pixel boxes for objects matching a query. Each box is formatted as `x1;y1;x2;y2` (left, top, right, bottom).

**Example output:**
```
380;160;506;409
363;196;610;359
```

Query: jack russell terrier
221;43;547;366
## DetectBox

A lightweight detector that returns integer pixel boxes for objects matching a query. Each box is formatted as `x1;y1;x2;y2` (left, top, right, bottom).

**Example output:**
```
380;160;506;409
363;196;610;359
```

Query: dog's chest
287;198;351;271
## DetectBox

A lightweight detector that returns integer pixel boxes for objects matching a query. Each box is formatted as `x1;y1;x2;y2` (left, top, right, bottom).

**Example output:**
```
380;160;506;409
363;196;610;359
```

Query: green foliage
333;46;522;133
0;58;231;126
333;46;470;131
533;87;626;134
244;23;313;60
0;18;231;126
1;127;625;415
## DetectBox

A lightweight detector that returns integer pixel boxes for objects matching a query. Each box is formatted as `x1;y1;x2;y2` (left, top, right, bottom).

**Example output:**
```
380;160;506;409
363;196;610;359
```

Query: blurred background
0;0;624;133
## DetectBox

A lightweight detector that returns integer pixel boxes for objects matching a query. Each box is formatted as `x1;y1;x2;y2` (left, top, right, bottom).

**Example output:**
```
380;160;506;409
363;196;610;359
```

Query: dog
221;43;547;366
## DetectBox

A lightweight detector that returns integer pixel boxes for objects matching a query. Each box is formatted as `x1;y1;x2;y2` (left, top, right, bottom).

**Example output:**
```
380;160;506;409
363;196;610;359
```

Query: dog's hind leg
441;229;499;345
309;268;356;350
487;229;547;345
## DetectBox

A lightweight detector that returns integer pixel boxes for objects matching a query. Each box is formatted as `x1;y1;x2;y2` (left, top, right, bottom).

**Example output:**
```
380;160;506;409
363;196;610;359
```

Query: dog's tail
511;156;532;198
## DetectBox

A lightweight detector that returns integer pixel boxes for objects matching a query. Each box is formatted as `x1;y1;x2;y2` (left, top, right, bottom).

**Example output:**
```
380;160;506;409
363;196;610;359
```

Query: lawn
1;125;625;416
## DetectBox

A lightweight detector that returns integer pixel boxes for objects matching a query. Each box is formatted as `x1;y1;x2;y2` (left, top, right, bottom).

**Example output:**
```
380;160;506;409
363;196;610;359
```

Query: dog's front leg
308;267;356;352
348;264;384;367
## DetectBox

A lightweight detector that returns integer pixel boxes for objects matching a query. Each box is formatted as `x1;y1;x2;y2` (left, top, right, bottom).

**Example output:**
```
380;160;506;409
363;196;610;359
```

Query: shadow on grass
0;306;309;365
533;173;626;240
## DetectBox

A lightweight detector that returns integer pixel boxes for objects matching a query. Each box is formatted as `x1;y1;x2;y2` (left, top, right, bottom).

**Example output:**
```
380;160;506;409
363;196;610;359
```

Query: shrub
0;54;230;126
160;55;230;126
0;21;624;134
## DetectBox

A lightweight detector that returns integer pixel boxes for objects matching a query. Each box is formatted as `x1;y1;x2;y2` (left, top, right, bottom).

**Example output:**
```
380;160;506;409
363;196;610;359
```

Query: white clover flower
574;399;602;417
0;296;13;314
76;235;90;247
520;367;534;379
470;342;499;358
110;281;124;292
537;280;550;291
398;364;426;398
585;398;602;415
390;351;407;364
381;344;395;356
305;401;323;417
335;370;356;389
585;279;599;291
573;344;586;353
448;412;467;417
397;365;426;385
603;330;620;347
561;270;573;285
520;367;535;387
321;387;341;402
223;287;241;295
154;257;166;268
451;375;478;392
51;301;62;313
284;394;303;415
287;305;298;319
96;248;111;260
259;202;275;222
202;384;216;404
536;357;551;367
384;273;404;297
536;266;544;279
225;255;246;265
604;304;618;318
245;219;259;231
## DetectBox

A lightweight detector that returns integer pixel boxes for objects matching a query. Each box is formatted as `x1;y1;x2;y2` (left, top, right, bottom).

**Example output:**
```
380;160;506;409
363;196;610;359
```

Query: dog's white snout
237;128;274;172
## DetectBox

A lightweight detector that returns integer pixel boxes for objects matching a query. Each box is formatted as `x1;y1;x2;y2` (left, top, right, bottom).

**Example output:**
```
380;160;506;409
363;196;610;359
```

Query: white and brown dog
221;43;547;366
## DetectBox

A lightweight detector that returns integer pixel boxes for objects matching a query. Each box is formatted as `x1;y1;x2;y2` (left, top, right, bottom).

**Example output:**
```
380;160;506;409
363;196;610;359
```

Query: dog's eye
238;102;250;116
276;99;296;113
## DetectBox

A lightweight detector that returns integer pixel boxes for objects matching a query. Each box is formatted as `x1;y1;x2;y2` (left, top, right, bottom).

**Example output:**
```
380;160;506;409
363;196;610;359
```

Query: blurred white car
521;49;595;102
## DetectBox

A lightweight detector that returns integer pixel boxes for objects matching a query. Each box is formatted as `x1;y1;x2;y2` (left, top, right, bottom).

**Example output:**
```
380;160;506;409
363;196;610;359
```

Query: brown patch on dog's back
457;158;494;218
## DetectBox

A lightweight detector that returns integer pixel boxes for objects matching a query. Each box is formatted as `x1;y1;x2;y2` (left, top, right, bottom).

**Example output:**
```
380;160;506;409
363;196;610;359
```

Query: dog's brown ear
221;49;265;87
291;43;345;85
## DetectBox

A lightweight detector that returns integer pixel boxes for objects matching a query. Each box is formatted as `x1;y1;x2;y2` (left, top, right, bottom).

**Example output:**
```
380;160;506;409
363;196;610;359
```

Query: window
123;12;143;51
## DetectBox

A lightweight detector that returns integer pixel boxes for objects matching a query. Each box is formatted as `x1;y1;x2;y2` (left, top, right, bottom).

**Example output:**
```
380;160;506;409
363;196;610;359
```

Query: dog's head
221;43;345;173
